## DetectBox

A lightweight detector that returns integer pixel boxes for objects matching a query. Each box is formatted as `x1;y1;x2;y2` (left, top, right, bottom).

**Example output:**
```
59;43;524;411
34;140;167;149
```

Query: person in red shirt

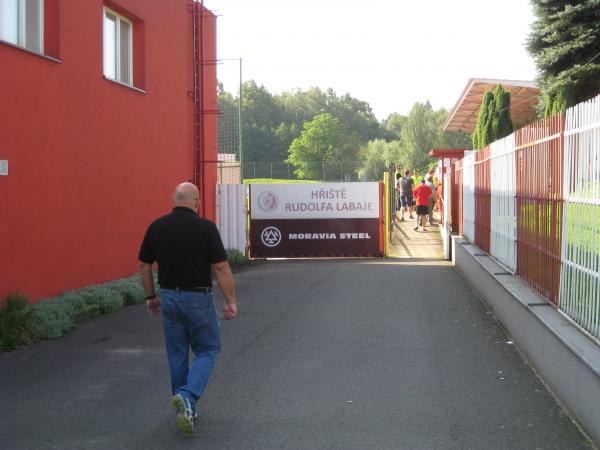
413;179;432;232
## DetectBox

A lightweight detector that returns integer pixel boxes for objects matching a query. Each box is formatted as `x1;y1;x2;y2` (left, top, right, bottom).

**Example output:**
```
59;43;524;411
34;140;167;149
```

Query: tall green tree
491;85;514;141
359;139;405;181
527;0;600;111
473;91;494;149
287;114;345;180
381;113;408;141
473;86;513;149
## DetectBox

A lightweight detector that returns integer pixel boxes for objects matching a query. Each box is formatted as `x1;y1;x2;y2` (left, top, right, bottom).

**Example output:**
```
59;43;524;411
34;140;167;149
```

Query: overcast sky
203;0;538;120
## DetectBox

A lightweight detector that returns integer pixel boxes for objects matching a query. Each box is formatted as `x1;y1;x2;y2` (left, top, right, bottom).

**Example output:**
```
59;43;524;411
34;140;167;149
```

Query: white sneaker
171;394;194;436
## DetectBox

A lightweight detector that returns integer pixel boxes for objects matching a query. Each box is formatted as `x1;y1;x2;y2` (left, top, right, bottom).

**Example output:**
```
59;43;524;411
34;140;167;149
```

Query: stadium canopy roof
443;78;540;134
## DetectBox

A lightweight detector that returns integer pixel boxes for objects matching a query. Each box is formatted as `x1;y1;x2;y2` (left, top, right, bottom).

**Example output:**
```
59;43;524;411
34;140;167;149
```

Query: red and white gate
249;182;384;258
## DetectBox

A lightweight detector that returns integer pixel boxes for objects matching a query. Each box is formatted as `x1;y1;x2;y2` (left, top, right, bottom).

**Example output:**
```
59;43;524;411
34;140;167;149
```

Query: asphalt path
0;259;592;449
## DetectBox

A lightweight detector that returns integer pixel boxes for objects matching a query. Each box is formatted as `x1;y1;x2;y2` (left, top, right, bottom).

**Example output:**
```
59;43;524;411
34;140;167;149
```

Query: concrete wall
0;0;217;300
452;236;600;444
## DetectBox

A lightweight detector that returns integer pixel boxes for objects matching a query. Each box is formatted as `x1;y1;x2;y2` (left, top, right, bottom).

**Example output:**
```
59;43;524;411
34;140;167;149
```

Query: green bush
227;249;250;266
57;291;89;314
107;277;145;305
33;298;74;339
79;286;123;314
0;293;38;350
4;274;149;347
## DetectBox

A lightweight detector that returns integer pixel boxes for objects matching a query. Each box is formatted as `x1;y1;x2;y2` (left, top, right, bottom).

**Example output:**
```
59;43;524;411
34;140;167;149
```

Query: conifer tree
473;91;494;149
528;0;600;109
491;85;513;140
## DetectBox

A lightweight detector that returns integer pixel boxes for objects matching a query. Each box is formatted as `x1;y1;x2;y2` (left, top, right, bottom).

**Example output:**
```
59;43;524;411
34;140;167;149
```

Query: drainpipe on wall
191;0;204;215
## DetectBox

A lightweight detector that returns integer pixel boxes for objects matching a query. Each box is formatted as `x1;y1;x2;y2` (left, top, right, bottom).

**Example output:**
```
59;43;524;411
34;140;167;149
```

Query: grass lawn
243;178;321;184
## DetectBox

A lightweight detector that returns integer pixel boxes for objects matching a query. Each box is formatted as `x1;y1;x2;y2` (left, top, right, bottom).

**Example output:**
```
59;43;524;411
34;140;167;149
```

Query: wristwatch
145;295;157;300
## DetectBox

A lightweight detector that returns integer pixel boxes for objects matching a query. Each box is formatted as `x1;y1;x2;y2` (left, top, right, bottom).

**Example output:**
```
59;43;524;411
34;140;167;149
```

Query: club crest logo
261;226;282;247
257;191;279;212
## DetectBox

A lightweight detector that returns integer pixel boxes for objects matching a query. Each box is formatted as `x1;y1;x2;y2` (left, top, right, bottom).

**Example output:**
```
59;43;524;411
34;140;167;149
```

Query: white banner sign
250;182;380;219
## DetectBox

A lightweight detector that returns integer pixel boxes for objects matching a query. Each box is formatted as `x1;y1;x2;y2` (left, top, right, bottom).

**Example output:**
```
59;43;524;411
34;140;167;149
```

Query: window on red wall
0;0;59;59
103;7;132;85
102;2;145;90
0;0;43;53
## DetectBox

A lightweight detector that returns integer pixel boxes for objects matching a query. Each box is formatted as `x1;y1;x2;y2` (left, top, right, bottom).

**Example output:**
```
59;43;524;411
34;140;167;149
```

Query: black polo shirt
138;207;227;289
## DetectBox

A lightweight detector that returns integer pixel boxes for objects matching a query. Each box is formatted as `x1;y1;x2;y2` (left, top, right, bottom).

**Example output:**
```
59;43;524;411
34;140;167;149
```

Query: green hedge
0;275;147;351
0;293;39;349
227;249;250;266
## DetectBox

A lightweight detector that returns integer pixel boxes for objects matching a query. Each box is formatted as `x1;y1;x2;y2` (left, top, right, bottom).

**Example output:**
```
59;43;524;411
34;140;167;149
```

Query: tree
287;114;345;180
381;113;408;141
358;139;405;181
473;91;493;149
491;85;514;141
472;86;513;150
527;0;600;110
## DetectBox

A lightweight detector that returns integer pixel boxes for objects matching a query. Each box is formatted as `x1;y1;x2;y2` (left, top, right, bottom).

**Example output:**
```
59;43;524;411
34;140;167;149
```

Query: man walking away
398;169;414;221
138;182;238;436
425;175;437;225
413;179;432;232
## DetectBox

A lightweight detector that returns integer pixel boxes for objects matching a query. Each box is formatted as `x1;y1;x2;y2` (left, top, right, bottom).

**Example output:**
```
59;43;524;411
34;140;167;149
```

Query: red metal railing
451;159;464;235
514;115;565;304
474;146;491;253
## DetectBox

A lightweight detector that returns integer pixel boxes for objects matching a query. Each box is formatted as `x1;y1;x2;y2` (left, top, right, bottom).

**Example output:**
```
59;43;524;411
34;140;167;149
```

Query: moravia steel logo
257;191;279;212
261;226;282;247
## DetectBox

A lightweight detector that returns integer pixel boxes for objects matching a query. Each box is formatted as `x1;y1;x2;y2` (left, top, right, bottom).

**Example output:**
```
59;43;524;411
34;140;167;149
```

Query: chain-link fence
217;58;241;184
242;161;363;182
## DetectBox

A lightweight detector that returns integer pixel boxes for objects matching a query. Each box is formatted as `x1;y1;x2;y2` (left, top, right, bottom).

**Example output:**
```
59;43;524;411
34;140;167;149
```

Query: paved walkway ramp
0;242;592;448
389;210;444;259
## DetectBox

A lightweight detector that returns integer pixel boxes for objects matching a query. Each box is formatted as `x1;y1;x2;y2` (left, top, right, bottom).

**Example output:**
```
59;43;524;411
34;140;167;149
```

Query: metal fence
515;115;564;305
559;96;600;339
490;133;517;272
451;158;463;235
242;161;363;182
216;183;247;253
474;146;491;254
447;94;600;342
462;151;476;243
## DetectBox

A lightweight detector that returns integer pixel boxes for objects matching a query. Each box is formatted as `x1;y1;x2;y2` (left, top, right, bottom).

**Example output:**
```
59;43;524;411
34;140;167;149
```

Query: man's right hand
223;304;237;320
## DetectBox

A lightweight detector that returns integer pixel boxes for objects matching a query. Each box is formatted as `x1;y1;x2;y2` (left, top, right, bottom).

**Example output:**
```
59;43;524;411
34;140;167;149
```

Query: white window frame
103;6;133;86
0;0;44;53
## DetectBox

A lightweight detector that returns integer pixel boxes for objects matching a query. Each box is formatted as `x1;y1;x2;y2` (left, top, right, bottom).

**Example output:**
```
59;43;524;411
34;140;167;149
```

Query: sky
203;0;539;121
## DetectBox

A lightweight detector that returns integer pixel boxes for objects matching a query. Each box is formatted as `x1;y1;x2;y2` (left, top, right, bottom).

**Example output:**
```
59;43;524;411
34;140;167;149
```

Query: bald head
173;182;200;211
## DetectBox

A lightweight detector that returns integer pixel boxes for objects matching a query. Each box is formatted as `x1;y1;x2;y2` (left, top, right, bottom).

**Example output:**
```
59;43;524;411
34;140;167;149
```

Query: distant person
138;182;238;436
411;170;422;207
411;169;422;186
397;169;415;221
395;171;403;211
425;175;437;225
413;179;432;232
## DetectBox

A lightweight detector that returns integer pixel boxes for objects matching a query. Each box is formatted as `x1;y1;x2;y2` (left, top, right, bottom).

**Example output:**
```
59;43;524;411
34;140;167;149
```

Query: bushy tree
473;91;494;149
528;0;600;111
381;113;408;141
358;140;406;181
287;114;344;180
473;86;513;149
357;102;471;178
491;85;514;140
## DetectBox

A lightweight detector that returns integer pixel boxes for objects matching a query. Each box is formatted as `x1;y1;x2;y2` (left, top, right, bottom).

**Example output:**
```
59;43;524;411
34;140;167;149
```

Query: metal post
238;58;243;183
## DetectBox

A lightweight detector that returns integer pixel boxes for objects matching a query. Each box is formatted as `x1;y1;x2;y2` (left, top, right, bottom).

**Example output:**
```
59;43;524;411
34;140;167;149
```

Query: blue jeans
160;289;221;413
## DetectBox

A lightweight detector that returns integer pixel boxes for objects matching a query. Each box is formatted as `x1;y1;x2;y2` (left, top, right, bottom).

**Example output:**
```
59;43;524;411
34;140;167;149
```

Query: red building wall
0;0;217;301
